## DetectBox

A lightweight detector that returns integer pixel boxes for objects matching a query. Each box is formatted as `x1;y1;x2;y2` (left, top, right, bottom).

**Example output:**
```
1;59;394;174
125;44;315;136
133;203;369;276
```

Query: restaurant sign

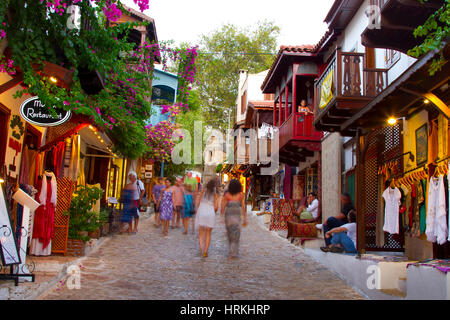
19;96;71;127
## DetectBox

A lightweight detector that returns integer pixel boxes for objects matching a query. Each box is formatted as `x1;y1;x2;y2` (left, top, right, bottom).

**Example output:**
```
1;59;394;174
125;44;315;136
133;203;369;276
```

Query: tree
407;0;450;75
194;21;280;131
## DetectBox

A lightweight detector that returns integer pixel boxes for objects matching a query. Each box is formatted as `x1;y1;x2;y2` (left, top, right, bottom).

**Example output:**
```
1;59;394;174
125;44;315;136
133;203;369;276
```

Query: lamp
387;117;398;125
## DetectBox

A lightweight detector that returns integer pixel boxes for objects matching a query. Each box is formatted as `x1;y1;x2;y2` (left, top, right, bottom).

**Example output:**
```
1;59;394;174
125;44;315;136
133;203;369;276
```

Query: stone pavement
40;215;364;300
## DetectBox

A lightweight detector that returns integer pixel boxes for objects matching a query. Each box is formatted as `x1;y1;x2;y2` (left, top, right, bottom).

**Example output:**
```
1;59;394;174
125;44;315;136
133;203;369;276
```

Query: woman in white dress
195;179;219;257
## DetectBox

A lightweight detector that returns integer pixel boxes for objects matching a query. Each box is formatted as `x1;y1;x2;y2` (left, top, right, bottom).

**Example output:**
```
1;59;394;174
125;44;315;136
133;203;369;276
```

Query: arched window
151;85;176;105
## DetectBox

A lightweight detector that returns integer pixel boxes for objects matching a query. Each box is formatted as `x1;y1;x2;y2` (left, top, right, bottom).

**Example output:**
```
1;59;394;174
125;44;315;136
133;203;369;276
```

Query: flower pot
88;228;100;239
78;231;89;237
66;239;86;257
101;223;110;236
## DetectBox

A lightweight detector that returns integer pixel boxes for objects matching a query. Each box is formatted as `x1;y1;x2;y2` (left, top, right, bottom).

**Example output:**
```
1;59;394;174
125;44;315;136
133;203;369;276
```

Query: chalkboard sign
19;96;71;127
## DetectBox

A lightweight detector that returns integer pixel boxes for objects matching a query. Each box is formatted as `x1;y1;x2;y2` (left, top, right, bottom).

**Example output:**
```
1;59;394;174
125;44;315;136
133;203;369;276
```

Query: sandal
320;246;331;252
330;246;344;253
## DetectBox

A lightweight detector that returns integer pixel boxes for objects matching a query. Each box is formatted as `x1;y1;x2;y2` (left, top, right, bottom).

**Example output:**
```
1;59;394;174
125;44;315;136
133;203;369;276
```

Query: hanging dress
382;187;401;234
426;176;447;244
30;173;57;256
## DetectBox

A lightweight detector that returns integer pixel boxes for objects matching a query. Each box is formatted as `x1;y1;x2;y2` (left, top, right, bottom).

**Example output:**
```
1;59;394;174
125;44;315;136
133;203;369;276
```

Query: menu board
0;187;21;265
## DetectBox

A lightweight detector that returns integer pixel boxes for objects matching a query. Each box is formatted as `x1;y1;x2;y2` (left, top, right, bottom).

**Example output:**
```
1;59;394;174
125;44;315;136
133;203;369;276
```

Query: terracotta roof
278;45;315;53
248;100;274;108
121;4;154;23
261;44;316;92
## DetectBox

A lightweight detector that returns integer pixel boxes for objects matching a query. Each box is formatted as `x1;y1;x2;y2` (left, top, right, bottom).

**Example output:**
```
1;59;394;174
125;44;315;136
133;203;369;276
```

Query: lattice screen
45;121;79;143
51;177;74;255
363;124;404;251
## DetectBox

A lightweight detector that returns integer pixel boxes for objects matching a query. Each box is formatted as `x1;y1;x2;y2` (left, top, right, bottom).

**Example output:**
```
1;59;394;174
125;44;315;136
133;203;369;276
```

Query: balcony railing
370;0;386;9
279;112;322;149
314;48;388;116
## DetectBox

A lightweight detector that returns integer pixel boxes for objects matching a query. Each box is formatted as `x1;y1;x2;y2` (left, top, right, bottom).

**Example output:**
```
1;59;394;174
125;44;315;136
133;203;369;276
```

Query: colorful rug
270;199;294;231
407;259;450;274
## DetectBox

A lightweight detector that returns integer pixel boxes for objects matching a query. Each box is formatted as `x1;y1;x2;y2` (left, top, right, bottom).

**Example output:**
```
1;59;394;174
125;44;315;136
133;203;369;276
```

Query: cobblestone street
40;215;364;300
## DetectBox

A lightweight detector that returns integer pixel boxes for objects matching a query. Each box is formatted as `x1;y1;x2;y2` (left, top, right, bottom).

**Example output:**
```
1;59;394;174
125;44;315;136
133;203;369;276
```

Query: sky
122;0;336;49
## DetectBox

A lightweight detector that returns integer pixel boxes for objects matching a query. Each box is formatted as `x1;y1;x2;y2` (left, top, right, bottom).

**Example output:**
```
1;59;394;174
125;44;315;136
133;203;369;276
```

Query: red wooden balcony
277;112;322;166
314;48;388;134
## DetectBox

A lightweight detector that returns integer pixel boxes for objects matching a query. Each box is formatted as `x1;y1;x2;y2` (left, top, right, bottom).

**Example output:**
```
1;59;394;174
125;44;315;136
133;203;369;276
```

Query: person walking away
195;179;219;257
318;193;355;246
127;171;144;233
158;178;175;236
320;209;357;254
220;179;247;260
171;177;184;229
182;184;194;234
152;177;164;227
119;178;139;234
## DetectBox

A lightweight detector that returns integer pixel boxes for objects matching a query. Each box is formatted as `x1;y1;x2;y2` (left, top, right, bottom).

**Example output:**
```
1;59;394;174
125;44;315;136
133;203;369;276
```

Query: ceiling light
387;117;398;125
424;99;430;104
49;76;58;84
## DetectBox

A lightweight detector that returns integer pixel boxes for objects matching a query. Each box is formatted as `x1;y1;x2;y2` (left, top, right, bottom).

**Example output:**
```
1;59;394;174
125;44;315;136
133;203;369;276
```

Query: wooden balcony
278;112;322;166
314;48;388;134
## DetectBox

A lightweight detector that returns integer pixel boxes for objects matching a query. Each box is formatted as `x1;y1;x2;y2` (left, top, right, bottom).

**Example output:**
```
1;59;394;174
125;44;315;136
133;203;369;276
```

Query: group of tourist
120;170;247;260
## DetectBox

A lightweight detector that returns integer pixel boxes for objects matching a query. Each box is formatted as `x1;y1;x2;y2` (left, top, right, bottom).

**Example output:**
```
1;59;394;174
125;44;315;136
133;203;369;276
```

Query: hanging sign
319;70;334;109
19;96;71;127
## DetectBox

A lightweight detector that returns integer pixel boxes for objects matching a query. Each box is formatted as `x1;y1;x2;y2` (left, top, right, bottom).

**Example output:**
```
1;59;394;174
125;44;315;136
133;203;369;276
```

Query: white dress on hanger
382;187;401;234
426;176;448;244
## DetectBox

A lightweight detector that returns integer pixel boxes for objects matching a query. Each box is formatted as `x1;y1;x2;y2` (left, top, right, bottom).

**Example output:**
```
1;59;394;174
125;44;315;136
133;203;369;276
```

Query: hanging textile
30;171;57;256
428;120;438;164
68;134;80;182
28;148;37;186
426;176;448;244
53;141;65;178
19;145;30;185
420;179;427;235
438;115;448;160
448;162;450;242
376;177;386;247
382;187;401;234
77;157;86;186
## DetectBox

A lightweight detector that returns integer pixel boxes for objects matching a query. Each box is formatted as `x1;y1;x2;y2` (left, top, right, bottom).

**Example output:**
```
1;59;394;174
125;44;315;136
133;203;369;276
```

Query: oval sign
19;96;71;127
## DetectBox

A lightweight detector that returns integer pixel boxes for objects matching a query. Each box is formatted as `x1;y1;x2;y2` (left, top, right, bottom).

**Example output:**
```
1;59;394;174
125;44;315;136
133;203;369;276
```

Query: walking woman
220;179;247;260
158;178;175;236
195;179;219;257
119;180;138;234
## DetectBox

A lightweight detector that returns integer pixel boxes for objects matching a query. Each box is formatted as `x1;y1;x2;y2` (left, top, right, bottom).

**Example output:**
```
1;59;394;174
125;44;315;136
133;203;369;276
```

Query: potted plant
64;185;104;256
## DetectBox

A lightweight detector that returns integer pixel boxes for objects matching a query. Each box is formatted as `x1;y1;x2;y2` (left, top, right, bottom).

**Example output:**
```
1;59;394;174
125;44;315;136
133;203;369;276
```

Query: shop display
426;176;447;245
30;171;57;256
382;186;401;234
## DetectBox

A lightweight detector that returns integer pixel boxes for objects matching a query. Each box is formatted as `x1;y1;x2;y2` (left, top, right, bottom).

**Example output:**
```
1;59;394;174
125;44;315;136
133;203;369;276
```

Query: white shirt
306;199;319;219
342;222;357;247
382;187;401;234
134;180;145;200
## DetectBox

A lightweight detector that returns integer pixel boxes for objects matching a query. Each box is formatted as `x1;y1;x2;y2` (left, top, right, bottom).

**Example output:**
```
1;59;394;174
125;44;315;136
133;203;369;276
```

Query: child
182;184;194;234
158;178;175;236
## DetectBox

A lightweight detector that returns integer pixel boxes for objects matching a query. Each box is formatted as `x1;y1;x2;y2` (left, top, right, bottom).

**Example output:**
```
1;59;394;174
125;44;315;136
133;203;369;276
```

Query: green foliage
215;164;223;173
193;21;280;131
65;185;104;241
407;0;450;75
0;1;153;159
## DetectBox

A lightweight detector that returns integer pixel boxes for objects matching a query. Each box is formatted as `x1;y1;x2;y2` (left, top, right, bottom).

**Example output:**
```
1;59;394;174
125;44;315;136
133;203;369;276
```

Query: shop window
151;85;176;105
